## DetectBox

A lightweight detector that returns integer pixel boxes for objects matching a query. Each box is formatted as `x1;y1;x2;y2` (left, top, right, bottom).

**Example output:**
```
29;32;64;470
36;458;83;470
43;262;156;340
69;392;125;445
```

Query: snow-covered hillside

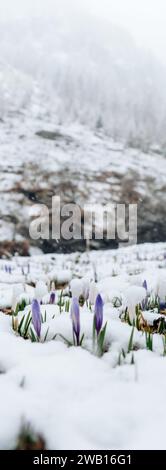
0;4;166;254
0;5;166;149
0;117;166;253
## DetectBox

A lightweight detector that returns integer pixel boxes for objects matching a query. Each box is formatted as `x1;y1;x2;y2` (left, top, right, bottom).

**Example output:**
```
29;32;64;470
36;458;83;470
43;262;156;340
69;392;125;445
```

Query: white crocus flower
89;282;99;305
35;281;48;302
125;286;146;323
12;284;25;311
70;279;83;299
156;277;166;302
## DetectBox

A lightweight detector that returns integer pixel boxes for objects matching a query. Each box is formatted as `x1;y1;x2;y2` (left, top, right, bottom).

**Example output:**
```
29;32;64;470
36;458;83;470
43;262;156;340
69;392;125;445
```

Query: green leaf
92;316;96;348
127;326;135;353
58;290;64;314
14;303;20;316
80;333;84;346
23;311;31;338
20;299;26;311
145;331;153;351
18;315;25;335
131;353;135;365
52;333;57;340
122;348;126;359
127;311;132;326
97;322;107;357
29;327;37;343
52;333;73;347
12;315;15;330
43;327;49;342
65;299;70;313
162;335;166;356
118;353;121;366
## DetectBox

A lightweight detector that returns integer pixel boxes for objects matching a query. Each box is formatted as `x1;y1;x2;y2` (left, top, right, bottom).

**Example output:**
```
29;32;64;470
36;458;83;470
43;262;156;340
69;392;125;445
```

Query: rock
35;130;73;144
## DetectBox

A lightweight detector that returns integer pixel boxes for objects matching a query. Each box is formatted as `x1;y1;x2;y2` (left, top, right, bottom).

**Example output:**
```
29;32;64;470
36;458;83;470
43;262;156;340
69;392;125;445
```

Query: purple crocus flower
159;301;166;311
49;291;56;304
141;280;148;310
32;299;42;338
71;298;80;345
141;292;149;311
142;280;148;291
94;294;103;336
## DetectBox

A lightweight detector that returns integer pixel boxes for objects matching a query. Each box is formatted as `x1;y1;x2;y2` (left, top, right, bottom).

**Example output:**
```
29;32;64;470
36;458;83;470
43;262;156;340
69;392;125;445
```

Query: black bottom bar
0;450;165;466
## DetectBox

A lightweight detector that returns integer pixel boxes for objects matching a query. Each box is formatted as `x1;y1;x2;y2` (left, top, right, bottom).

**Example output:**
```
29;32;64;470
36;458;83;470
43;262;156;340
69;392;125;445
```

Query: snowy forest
1;1;166;151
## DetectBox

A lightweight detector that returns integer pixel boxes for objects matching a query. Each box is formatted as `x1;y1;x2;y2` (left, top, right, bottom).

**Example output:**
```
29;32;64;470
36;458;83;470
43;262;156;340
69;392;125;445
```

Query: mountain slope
0;117;166;254
0;11;166;149
0;9;166;254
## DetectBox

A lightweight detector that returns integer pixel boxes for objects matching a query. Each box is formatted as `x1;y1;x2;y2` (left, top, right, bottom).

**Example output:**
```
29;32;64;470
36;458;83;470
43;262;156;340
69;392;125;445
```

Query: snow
0;10;166;250
35;281;48;301
1;114;165;249
1;6;166;149
124;286;146;322
0;4;166;451
0;242;166;449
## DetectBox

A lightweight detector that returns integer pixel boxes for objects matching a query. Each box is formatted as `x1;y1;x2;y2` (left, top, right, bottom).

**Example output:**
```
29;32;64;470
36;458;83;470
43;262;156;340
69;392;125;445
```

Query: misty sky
0;0;166;63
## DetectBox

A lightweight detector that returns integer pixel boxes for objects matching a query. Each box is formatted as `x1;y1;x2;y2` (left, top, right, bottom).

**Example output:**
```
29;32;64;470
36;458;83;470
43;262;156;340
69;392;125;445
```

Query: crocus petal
159;301;166;311
89;282;98;305
94;294;103;335
70;279;83;299
82;279;90;301
32;299;42;338
35;281;48;302
71;297;80;345
50;291;56;304
142;280;148;291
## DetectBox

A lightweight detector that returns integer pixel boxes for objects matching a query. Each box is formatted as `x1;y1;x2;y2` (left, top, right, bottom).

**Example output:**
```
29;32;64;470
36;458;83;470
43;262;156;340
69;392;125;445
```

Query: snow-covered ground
0;241;166;450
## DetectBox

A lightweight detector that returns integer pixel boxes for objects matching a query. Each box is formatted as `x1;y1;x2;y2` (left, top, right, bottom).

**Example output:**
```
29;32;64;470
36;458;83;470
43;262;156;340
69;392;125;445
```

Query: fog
0;0;166;150
0;0;166;62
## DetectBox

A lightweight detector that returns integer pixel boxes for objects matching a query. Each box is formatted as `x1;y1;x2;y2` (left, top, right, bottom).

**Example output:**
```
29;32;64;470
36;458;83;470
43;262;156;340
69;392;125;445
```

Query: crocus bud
70;279;83;300
71;298;80;345
32;299;42;338
89;282;98;305
12;284;24;312
82;278;89;301
157;277;166;302
125;286;147;322
142;280;148;291
49;291;56;304
35;281;48;302
94;294;103;335
159;301;166;311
